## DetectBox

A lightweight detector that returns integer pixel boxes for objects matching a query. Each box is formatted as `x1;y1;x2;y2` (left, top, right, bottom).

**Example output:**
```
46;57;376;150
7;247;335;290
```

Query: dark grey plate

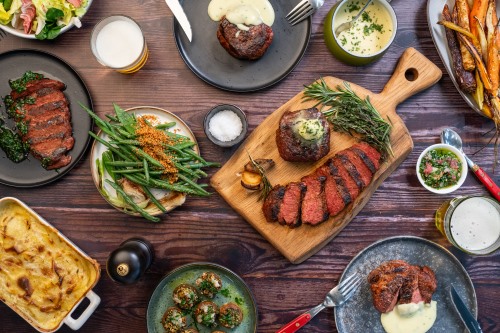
335;236;477;333
174;0;311;92
0;49;93;187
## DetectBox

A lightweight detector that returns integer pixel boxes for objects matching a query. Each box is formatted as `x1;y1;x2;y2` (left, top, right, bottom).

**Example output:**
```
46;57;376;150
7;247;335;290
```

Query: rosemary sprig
303;78;393;158
247;152;273;201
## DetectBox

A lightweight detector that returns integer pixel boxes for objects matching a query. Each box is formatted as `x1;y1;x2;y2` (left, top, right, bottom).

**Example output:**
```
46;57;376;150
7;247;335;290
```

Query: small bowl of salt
204;104;248;147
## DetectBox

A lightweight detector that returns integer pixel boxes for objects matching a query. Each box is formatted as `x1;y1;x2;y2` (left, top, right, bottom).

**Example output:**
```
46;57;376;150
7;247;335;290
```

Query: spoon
335;0;373;36
441;128;500;201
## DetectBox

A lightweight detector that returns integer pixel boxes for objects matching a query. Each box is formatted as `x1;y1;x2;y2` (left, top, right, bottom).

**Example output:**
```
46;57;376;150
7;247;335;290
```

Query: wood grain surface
211;48;442;264
0;1;499;333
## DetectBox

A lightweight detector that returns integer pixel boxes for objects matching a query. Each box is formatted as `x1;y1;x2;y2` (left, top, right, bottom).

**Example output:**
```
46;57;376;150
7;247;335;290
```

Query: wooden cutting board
210;48;442;264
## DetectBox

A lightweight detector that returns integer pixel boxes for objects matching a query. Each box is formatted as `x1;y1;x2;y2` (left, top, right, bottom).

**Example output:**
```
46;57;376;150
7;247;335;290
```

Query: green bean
113;168;148;174
174;162;199;178
102;150;116;181
174;157;193;163
89;132;130;161
175;141;197;150
143;159;150;183
133;148;164;169
156;122;176;130
177;174;209;195
105;114;119;122
105;161;143;167
141;185;167;213
184;162;221;169
105;179;160;222
110;139;141;146
146;177;210;196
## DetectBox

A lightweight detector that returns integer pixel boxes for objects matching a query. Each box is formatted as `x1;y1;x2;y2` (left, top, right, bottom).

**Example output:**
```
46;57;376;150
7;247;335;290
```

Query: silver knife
165;0;192;42
450;285;483;333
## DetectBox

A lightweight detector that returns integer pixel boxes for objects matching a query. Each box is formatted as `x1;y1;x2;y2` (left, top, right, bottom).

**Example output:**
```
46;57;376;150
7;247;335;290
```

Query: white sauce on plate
381;301;437;333
334;0;393;56
450;197;500;251
95;20;144;68
208;0;275;29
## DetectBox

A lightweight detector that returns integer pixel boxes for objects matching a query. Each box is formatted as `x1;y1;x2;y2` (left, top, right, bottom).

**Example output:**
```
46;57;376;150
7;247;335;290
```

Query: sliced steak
278;182;306;228
324;159;352;206
262;185;285;222
397;265;420;305
351;147;377;174
353;142;381;170
338;149;373;186
315;165;346;216
332;157;360;200
368;260;411;313
417;266;437;303
8;74;73;170
301;175;329;225
10;78;66;100
276;108;330;162
217;17;273;60
336;154;366;189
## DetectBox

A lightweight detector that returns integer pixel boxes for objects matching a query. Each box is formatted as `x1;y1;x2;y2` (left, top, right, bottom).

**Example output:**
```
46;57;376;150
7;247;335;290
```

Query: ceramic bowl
0;0;93;39
204;104;248;147
324;0;398;65
416;143;467;194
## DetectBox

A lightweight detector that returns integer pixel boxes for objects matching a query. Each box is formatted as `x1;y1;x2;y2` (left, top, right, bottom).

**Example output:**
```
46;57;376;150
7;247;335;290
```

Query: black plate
174;0;311;92
335;236;477;333
0;49;93;187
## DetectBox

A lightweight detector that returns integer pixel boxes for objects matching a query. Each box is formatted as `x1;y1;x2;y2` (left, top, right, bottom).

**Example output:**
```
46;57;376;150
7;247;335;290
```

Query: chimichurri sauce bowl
416;144;467;194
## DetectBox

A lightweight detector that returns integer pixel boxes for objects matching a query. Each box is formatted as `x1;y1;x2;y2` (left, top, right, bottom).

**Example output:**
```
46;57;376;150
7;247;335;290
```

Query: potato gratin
0;199;100;332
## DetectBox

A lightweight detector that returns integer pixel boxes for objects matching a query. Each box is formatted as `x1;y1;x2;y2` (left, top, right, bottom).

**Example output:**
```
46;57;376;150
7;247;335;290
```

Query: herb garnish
8;71;44;93
247;152;273;201
235;297;244;305
303;79;393;158
220;288;231;297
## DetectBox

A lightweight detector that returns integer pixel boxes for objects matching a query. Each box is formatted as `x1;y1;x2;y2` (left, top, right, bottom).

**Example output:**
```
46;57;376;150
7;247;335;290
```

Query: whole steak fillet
276;108;330;162
217;17;273;60
7;73;74;170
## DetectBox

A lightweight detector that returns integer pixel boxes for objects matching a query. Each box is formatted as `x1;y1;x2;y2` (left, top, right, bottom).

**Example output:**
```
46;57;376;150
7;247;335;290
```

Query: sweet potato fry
455;0;476;71
470;0;489;36
442;5;478;93
487;24;499;92
458;32;494;91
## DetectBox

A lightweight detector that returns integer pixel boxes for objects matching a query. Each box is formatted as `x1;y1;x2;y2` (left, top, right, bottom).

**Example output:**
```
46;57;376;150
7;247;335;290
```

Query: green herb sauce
8;71;44;93
419;149;462;189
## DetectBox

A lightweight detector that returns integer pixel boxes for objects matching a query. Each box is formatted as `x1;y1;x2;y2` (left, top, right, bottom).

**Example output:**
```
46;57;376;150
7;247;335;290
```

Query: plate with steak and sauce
211;48;443;263
0;49;93;187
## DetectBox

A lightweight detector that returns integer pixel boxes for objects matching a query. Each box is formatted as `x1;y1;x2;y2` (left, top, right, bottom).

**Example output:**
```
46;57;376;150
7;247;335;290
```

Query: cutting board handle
380;48;442;111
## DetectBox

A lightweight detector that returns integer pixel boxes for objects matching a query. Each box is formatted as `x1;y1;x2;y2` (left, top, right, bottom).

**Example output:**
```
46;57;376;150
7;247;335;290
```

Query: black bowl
204;104;248;147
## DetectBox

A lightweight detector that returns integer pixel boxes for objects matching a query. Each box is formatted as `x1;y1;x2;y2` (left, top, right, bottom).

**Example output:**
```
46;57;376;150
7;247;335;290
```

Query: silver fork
275;273;362;333
286;0;325;26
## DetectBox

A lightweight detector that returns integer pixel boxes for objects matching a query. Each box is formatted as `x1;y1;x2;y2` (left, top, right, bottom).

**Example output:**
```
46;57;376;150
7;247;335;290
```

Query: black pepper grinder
106;238;154;284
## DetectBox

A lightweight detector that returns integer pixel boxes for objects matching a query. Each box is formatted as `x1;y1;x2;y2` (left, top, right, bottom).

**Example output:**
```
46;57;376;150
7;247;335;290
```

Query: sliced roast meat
353;142;381;170
368;260;437;313
417;266;437;303
324;159;352;207
351;147;377;174
338;149;373;186
301;175;329;225
10;78;66;100
315;165;346;216
277;182;306;228
332;157;360;200
262;185;285;223
336;154;366;189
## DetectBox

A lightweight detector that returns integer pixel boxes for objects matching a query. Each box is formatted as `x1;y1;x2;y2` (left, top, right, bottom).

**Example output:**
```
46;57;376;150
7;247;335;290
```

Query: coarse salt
208;110;243;142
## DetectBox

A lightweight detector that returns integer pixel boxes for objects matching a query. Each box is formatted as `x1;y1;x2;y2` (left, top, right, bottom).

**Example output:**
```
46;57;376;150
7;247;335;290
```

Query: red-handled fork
276;273;362;333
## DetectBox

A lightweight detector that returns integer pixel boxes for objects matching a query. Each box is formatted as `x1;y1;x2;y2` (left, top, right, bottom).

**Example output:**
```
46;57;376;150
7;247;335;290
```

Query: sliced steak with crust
10;78;66;100
301;175;329;225
332;157;360;200
336;154;366;189
353;142;381;170
324;158;352;206
8;74;73;170
351;147;377;174
315;165;346;216
278;182;306;228
217;17;273;60
417;266;437;303
262;185;285;222
338;149;373;186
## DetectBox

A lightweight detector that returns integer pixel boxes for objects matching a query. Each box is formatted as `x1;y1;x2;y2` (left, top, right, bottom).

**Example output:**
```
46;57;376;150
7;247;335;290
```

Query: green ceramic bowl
324;0;398;65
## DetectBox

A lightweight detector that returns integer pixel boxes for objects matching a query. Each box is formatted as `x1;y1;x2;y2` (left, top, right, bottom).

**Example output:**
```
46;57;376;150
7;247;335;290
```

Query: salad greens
0;0;88;39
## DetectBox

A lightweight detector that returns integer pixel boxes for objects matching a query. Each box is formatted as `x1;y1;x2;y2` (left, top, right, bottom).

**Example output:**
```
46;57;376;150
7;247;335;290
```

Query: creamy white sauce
334;0;393;56
95;20;144;68
208;0;275;27
450;197;500;251
381;301;437;333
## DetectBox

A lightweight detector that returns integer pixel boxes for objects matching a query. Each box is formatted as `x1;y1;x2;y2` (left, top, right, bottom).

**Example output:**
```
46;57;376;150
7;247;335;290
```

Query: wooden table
1;1;499;332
